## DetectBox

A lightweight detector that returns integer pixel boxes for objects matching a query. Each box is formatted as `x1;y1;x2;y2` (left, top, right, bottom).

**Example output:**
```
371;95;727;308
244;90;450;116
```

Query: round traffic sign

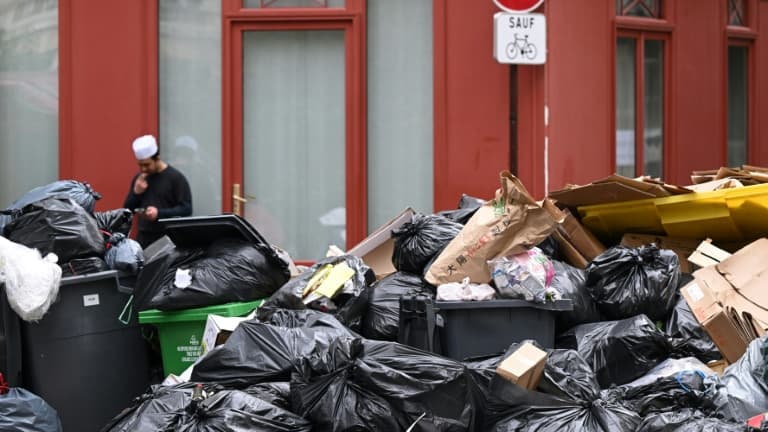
493;0;545;13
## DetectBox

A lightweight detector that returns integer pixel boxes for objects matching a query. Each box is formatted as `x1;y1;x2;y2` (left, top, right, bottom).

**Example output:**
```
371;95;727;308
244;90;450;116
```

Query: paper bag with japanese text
425;171;565;285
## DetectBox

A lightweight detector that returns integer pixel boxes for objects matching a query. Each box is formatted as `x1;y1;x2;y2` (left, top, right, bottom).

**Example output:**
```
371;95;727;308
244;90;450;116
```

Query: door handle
232;183;247;215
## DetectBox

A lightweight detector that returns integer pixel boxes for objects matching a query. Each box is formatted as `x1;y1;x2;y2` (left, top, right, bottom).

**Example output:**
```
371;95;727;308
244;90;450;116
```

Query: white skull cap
132;135;158;160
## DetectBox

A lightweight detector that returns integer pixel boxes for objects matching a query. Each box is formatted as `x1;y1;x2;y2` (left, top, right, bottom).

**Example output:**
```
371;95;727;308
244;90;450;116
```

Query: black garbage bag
486;349;641;431
290;337;481;432
262;255;374;331
105;233;144;274
600;357;724;417
362;271;435;341
0;387;62;432
242;382;291;410
60;256;109;276
392;214;462;274
585;245;680;321
144;238;289;311
4;196;105;263
666;295;722;363
719;336;768;421
93;208;133;235
102;383;311;432
556;314;671;388
537;235;562;262
551;260;602;332
636;408;746;432
192;310;357;387
437;194;485;225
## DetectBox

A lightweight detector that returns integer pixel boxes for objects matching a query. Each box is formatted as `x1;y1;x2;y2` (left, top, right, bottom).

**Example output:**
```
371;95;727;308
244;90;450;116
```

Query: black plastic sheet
666;295;722;363
290;337;481;432
551;260;602;332
556;314;671;388
142;238;289;311
362;271;435;341
4;196;105;263
262;255;374;331
585;245;680;321
192;310;357;387
636;408;746;432
392;213;462;274
436;194;485;225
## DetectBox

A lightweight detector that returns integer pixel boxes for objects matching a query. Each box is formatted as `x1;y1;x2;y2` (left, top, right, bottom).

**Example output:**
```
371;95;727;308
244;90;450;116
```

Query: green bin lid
138;299;263;324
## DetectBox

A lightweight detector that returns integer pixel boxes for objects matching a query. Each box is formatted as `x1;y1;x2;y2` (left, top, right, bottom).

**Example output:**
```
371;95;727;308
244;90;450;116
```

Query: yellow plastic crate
577;182;768;244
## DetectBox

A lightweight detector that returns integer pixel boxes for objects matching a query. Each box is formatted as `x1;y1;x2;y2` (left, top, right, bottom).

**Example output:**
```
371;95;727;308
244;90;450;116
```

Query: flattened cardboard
687;239;732;269
548;182;657;208
347;207;415;278
551;229;589;269
495;342;547;390
621;233;699;273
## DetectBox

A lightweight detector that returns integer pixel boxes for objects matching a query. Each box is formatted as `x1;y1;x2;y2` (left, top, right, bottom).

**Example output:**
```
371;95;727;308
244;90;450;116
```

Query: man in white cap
124;134;192;247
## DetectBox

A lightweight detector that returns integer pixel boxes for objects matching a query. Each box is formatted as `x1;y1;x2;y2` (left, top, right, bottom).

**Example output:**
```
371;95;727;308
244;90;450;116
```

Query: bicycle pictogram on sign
505;33;537;60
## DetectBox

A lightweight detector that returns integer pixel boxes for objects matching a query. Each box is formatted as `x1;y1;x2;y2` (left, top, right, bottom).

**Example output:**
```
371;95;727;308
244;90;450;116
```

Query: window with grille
616;0;662;18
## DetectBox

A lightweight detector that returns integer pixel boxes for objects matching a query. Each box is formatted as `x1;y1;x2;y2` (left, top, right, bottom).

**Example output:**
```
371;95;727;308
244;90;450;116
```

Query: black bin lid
158;214;270;249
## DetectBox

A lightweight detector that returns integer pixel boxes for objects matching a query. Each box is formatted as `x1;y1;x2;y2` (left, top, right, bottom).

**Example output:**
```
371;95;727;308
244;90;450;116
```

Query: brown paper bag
425;171;565;285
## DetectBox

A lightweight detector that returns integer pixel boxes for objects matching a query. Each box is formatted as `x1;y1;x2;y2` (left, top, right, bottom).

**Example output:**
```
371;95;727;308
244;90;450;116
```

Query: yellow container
578;182;768;244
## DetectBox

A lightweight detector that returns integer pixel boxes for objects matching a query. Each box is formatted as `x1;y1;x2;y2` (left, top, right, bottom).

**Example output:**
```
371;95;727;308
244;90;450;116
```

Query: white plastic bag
437;277;496;301
0;236;62;322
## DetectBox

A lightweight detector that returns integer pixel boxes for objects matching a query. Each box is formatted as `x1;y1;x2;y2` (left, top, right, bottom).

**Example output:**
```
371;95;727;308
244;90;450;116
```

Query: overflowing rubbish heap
0;170;767;432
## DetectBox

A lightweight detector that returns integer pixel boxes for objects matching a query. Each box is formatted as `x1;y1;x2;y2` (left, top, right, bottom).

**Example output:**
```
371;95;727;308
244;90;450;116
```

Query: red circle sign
493;0;545;13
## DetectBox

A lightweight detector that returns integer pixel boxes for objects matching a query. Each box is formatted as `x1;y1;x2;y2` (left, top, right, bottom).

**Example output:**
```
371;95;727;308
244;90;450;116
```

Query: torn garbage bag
140;238;289;311
718;336;768;421
599;357;723;417
4;197;105;264
666;295;722;363
362;271;435;341
290;337;481;432
0;387;62;432
192;310;356;387
391;213;462;275
105;233;144;274
102;382;311;432
60;257;109;277
0;236;62;322
556;314;671;388
551;260;602;332
262;255;374;331
486;349;641;431
585;245;679;321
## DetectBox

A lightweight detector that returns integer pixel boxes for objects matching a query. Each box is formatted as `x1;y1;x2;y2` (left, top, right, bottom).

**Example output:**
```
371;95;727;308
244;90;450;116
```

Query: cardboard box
201;312;255;355
551;228;589;269
560;210;605;261
347;207;415;279
548;174;679;208
680;238;768;363
687;239;732;269
621;233;700;273
495;342;547;390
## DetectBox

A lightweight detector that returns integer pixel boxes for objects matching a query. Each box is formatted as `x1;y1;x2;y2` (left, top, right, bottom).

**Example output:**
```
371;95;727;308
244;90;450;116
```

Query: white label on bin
685;283;704;303
83;294;100;307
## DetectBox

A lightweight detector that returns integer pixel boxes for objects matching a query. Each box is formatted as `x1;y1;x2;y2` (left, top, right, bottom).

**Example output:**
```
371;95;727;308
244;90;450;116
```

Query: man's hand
133;173;148;195
144;206;159;221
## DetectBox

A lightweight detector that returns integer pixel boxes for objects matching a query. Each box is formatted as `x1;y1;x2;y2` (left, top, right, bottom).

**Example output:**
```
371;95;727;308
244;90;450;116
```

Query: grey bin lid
435;298;573;311
158;214;270;249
